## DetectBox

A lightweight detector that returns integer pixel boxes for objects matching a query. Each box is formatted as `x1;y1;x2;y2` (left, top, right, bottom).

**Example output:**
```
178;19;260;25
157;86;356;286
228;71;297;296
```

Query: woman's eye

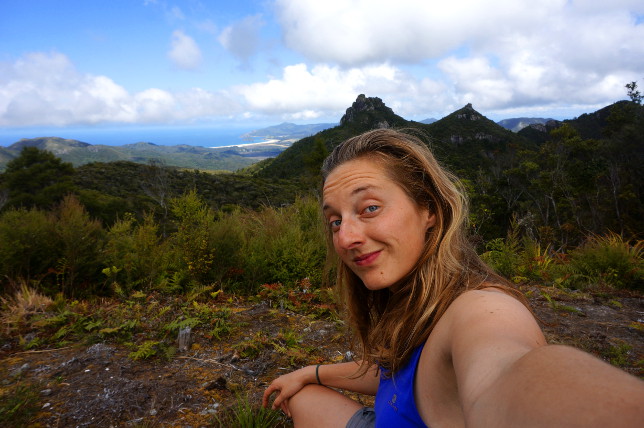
330;219;342;228
364;205;379;214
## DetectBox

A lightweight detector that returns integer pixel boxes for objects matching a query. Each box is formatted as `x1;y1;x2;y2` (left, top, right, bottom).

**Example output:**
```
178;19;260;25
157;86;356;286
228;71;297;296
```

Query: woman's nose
335;219;364;250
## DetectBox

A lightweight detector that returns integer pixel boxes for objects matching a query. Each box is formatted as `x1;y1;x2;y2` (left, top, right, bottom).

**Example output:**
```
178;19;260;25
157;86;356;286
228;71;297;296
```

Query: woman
262;129;643;427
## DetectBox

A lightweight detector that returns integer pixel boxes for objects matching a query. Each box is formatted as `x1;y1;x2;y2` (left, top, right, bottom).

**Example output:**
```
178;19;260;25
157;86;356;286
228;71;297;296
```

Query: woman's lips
354;251;380;266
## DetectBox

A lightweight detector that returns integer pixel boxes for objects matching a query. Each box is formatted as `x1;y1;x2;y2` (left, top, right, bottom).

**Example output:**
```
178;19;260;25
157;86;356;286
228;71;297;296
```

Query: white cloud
273;0;644;114
0;52;238;127
275;0;559;65
167;30;203;70
235;62;450;121
238;63;382;114
218;15;264;66
439;56;513;108
274;0;644;67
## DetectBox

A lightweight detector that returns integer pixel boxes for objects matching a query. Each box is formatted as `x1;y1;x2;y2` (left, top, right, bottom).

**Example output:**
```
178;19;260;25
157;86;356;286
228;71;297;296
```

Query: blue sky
1;0;643;134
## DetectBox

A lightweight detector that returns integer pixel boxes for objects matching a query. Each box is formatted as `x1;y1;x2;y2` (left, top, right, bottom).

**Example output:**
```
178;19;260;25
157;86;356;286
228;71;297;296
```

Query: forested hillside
0;137;289;172
0;94;641;247
256;95;643;245
0;94;642;427
0;92;641;298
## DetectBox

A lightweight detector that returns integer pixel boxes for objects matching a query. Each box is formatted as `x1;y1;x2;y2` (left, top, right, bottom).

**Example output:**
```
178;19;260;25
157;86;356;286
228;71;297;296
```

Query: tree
625;81;642;105
53;195;104;296
0;147;76;210
141;159;171;236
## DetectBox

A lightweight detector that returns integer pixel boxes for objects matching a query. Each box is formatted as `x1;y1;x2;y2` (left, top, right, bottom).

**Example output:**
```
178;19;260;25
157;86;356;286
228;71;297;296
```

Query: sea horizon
0;125;261;148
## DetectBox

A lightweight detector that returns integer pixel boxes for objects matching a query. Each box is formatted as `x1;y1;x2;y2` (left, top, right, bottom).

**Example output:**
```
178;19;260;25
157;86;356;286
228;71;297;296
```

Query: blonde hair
321;128;527;374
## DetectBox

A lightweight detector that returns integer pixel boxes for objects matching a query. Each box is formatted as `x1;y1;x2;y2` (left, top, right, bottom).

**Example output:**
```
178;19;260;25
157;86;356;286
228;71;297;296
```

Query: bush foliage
0;193;327;298
482;229;642;291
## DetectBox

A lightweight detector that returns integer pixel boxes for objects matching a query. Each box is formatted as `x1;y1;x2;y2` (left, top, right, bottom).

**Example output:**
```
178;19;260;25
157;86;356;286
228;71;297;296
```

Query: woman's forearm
313;361;380;395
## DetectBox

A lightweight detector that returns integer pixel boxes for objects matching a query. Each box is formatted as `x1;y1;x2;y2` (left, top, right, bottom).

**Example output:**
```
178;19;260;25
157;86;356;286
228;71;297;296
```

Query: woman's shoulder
449;285;530;317
431;285;544;350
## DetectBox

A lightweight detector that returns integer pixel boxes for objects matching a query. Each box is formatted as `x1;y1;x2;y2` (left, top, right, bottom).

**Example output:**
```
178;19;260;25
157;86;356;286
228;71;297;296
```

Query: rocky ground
1;284;642;427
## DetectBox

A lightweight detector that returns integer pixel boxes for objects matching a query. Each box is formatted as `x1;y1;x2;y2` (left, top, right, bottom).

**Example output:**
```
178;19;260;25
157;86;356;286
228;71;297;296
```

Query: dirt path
1;285;642;427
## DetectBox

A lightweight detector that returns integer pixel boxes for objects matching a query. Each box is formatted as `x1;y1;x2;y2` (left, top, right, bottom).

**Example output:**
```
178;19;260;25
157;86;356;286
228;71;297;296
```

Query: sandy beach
212;139;294;149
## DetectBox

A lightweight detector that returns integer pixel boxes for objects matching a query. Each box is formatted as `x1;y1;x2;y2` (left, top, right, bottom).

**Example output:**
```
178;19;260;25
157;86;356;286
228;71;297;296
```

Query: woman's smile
323;157;436;290
353;250;381;266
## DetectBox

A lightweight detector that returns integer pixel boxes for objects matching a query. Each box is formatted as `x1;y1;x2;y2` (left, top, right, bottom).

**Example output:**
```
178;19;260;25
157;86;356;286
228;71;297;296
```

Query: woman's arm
262;361;379;413
468;344;644;427
446;289;644;427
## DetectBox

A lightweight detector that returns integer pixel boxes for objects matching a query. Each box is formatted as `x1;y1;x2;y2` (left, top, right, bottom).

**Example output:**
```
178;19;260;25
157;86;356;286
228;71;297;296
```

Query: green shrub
53;195;105;296
519;238;557;282
561;233;643;290
481;236;521;280
215;394;286;428
239;196;326;293
0;208;57;292
209;209;246;285
0;382;40;426
481;222;559;284
168;190;218;286
104;212;166;293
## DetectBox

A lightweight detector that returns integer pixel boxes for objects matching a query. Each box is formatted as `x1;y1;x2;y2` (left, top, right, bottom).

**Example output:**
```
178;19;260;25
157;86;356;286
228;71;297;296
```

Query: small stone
10;363;30;378
40;389;52;396
178;326;192;352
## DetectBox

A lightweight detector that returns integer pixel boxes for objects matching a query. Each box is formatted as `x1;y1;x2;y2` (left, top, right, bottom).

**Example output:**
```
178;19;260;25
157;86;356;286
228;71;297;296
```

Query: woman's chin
362;279;392;291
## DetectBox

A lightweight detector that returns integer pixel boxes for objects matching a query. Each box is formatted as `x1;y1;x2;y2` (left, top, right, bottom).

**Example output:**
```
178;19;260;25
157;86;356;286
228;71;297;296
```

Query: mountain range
1;94;639;243
251;96;638;183
0;98;627;172
497;117;554;132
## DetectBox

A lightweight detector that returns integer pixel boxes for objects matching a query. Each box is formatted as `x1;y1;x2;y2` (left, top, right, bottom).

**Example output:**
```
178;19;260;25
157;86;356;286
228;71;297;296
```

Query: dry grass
0;283;53;333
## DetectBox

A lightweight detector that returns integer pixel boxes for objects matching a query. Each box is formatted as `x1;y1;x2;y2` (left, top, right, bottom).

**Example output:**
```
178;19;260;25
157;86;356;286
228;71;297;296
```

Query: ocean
0;125;260;148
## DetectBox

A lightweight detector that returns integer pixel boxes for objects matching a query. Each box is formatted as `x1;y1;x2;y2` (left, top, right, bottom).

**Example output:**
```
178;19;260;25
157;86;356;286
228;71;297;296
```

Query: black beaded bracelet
315;364;323;386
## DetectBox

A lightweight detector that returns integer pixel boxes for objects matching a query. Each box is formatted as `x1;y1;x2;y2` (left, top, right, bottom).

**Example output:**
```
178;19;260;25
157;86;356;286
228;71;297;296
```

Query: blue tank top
374;344;427;427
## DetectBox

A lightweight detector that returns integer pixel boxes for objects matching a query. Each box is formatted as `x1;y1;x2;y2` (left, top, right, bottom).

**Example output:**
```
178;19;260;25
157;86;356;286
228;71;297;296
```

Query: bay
0;125;260;148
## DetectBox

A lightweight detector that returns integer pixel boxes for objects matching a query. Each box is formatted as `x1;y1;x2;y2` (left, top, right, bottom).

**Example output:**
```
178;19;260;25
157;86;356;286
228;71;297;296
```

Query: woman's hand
262;365;315;417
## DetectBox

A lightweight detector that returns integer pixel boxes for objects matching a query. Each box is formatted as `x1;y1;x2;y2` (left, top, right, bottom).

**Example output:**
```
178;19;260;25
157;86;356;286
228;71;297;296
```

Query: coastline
212;139;295;149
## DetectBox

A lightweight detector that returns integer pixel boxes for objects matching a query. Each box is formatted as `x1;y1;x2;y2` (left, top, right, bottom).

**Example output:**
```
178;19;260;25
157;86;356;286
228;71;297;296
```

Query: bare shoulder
440;287;546;403
446;287;540;333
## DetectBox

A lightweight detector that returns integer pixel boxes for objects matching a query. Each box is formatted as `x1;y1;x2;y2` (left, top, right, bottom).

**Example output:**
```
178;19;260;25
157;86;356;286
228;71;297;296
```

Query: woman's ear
426;211;437;229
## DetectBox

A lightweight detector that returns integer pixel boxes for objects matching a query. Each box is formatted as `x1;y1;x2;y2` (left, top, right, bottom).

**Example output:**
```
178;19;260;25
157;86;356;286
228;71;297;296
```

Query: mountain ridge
1;98;634;173
241;122;336;141
497;117;555;132
0;137;289;172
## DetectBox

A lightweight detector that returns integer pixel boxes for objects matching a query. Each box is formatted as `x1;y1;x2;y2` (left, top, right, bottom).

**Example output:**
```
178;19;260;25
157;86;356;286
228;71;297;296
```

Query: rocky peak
339;94;396;127
526;119;562;133
455;103;482;121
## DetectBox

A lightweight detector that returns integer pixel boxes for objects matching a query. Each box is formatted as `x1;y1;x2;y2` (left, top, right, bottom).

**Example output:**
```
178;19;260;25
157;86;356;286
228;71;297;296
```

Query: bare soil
1;284;642;427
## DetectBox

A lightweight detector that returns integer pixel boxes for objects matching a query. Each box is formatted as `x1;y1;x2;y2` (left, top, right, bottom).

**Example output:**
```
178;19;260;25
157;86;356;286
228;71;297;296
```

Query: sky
1;0;643;138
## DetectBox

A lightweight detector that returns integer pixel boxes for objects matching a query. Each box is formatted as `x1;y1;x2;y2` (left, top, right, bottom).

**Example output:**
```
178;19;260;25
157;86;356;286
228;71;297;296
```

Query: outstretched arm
446;289;644;427
469;344;644;427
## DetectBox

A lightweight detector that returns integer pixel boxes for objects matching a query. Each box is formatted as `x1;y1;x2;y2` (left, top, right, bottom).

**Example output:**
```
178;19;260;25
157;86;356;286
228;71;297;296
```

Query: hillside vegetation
0;138;290;173
0;93;642;426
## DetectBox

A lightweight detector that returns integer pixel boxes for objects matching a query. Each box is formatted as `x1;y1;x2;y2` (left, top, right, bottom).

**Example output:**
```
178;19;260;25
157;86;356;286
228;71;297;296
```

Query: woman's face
323;157;436;291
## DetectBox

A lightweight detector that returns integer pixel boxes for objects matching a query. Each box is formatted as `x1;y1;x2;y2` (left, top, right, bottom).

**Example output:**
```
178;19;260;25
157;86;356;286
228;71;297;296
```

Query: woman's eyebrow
322;185;378;212
351;184;376;196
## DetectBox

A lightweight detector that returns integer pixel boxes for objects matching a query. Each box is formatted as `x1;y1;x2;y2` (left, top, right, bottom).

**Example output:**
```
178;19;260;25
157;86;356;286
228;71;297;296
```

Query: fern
163;316;200;334
128;340;160;360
